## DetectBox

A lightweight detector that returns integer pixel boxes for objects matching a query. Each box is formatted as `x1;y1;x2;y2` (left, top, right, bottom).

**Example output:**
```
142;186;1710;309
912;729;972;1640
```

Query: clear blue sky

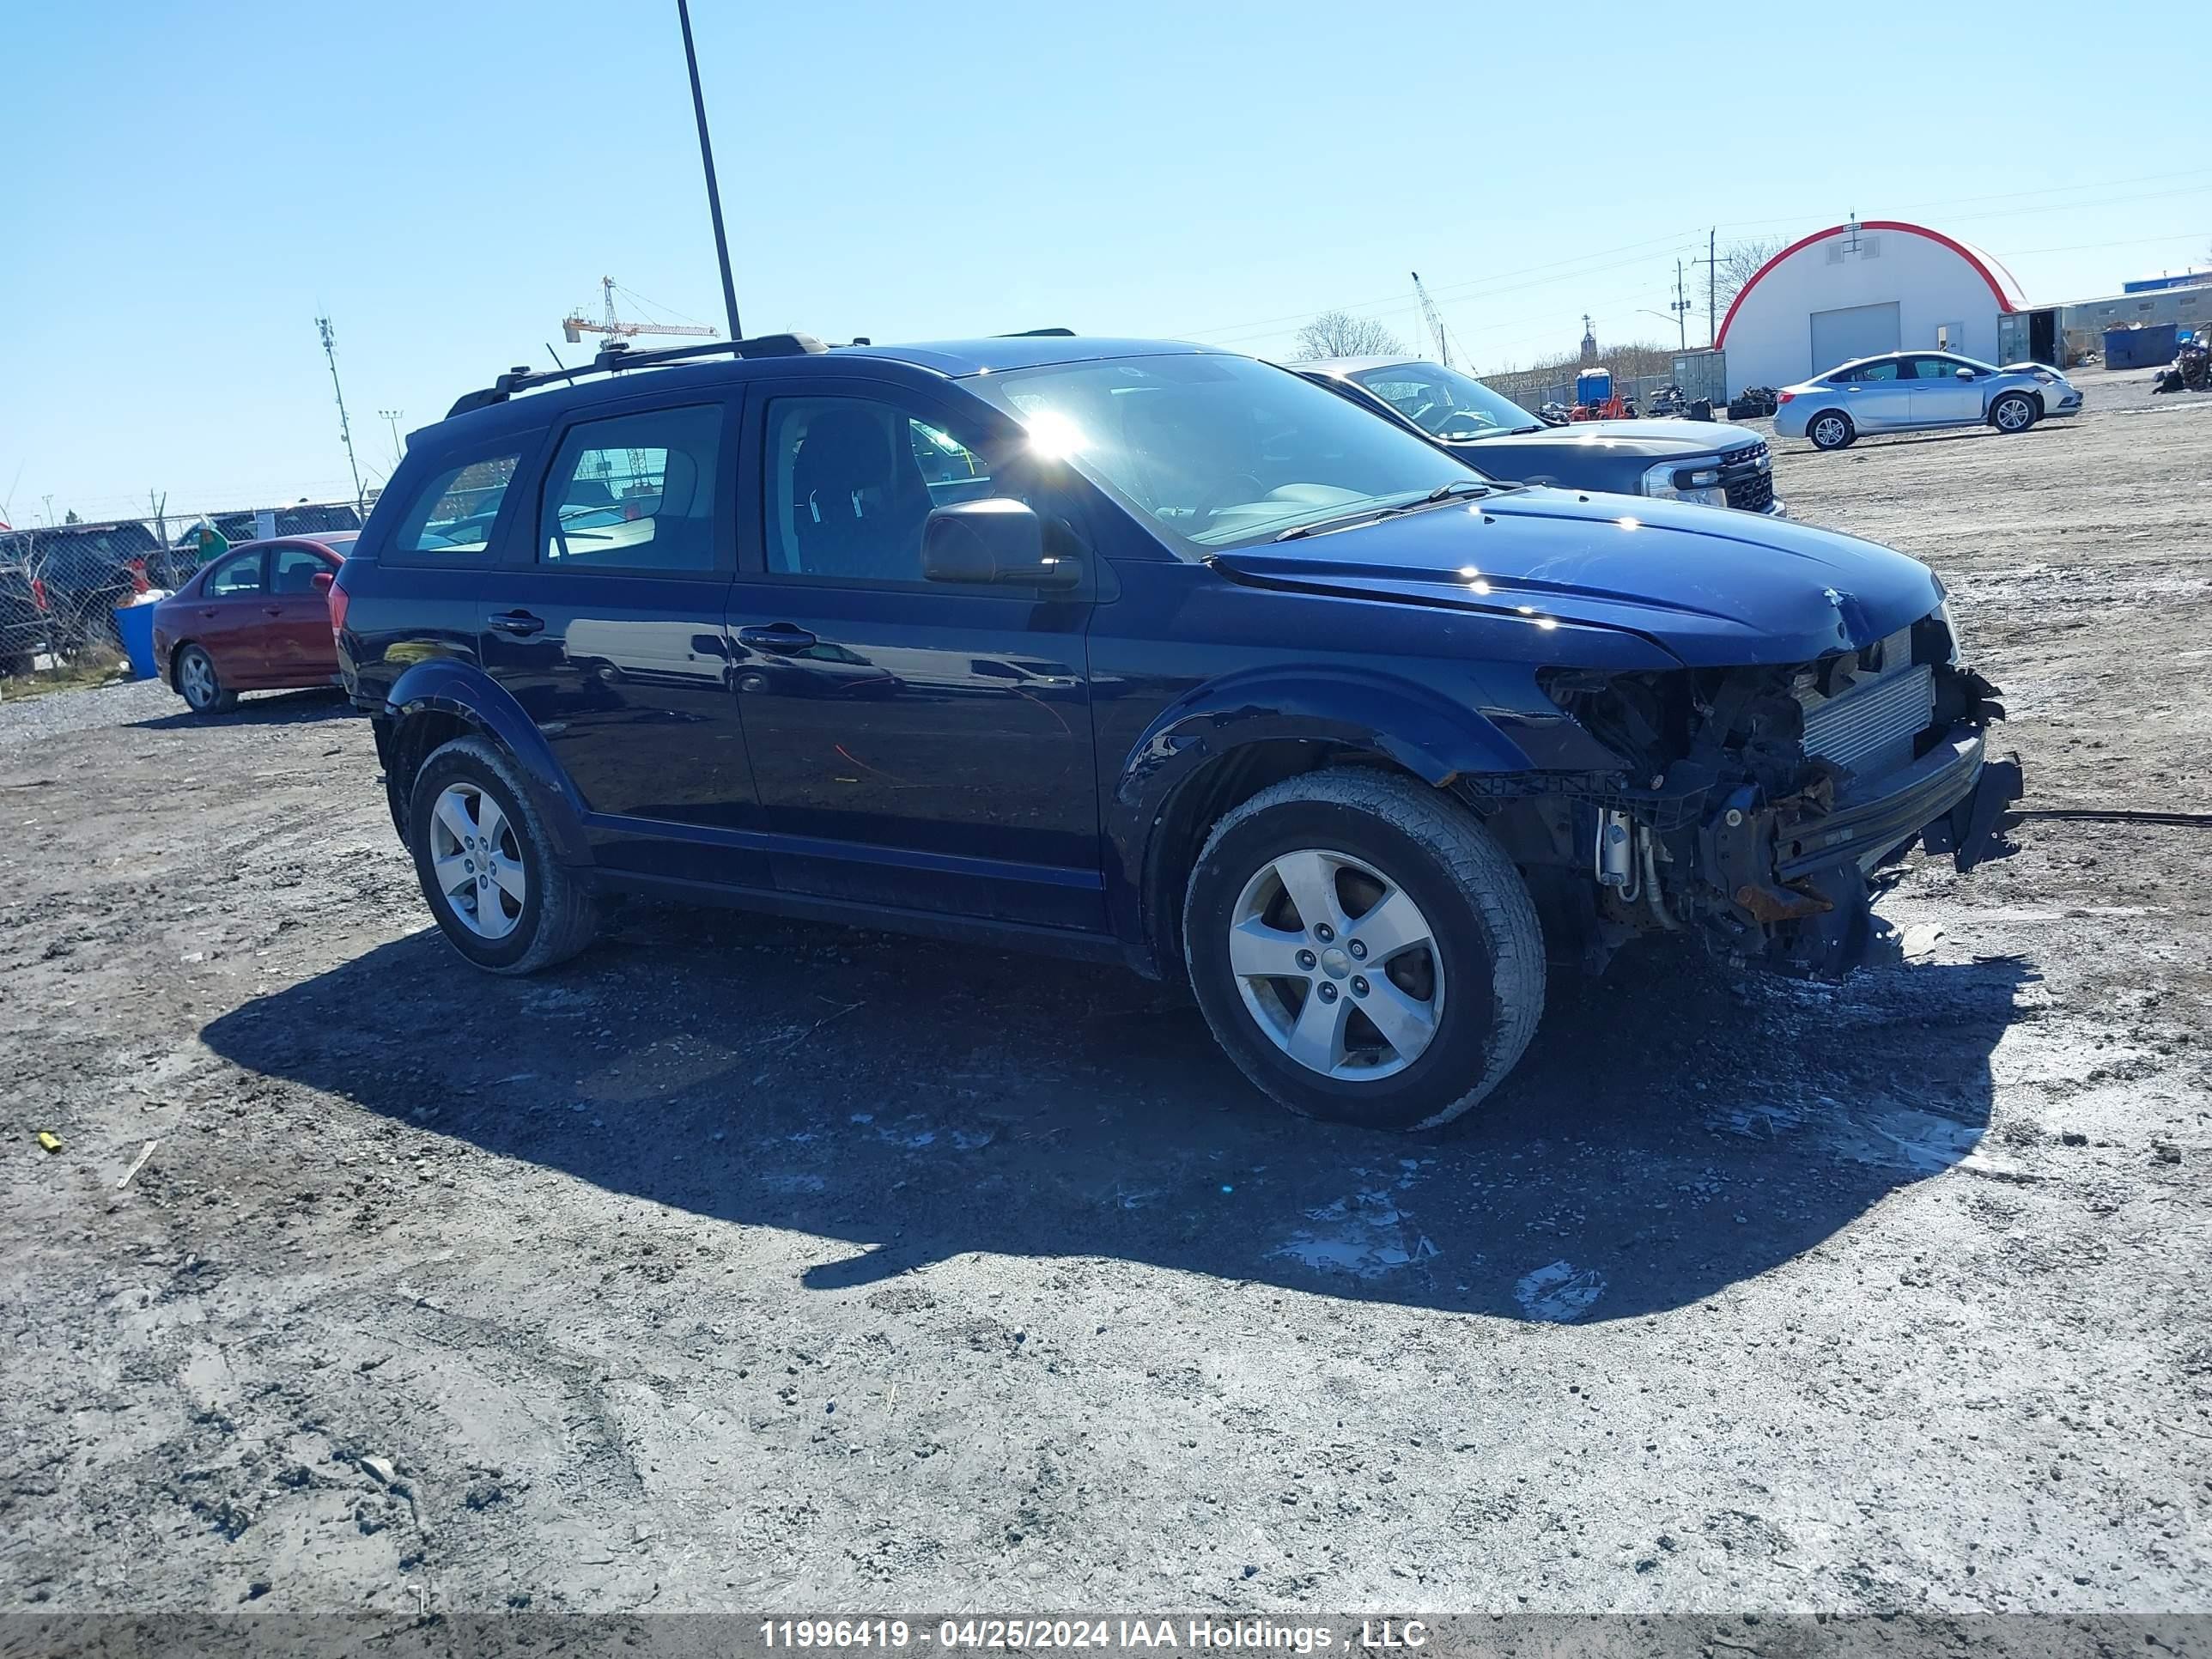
3;0;2204;523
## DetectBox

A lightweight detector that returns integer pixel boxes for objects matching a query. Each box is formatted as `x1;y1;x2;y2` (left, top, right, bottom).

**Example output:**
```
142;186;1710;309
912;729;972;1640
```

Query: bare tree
1711;237;1784;318
1293;310;1407;361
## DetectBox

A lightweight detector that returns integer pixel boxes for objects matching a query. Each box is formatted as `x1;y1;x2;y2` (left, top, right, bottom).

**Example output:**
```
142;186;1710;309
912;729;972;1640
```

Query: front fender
1103;665;1598;975
383;659;592;865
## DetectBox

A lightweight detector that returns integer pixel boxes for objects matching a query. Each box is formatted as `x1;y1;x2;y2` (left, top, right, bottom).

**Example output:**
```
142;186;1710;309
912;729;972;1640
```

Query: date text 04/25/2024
758;1620;1431;1651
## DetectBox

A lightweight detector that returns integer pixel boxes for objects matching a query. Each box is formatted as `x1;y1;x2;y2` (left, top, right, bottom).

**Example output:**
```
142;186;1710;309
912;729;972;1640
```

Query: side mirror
312;569;335;593
922;499;1078;589
1954;367;1975;380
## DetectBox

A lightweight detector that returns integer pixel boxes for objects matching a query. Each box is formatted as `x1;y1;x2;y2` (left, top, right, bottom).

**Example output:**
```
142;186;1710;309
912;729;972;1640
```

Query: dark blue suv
335;333;2020;1131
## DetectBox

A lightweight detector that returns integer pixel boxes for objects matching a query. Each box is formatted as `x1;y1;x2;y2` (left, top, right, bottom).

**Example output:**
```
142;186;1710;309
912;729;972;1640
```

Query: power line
1887;165;2212;216
1714;179;2212;235
2003;229;2212;258
1184;162;2212;355
1175;229;1698;340
1197;244;1705;349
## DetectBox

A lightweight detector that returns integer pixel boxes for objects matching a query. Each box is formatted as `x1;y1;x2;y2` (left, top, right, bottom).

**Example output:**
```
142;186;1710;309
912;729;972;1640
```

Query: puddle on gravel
1706;1097;1984;1172
1515;1260;1607;1322
1269;1189;1437;1279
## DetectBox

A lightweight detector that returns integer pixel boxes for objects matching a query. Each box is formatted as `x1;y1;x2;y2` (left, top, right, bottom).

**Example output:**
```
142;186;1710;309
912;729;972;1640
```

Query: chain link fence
0;501;366;677
1480;368;1688;416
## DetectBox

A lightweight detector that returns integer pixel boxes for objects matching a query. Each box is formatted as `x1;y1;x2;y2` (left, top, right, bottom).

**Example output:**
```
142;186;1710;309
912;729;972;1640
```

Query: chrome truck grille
1798;633;1935;777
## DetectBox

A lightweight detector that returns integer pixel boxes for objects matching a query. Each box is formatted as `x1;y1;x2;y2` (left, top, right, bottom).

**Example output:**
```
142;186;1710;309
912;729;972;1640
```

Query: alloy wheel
179;652;217;708
428;782;527;939
1226;848;1445;1081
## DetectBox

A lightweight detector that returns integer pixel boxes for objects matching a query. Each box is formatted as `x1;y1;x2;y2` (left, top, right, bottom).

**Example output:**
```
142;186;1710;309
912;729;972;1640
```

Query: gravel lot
3;368;2208;1617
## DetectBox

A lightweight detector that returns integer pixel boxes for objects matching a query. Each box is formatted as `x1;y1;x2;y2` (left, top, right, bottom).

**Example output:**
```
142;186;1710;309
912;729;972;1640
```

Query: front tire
1808;410;1856;451
1990;392;2038;434
1182;769;1545;1131
408;736;599;975
174;645;237;714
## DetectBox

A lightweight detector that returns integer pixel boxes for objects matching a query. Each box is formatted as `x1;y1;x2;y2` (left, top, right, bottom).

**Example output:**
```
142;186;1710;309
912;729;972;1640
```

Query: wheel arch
167;638;201;690
379;660;592;864
1107;668;1538;980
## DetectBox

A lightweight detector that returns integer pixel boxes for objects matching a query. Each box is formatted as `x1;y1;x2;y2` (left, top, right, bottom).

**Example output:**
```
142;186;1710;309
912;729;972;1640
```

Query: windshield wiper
1422;480;1488;502
1273;480;1489;541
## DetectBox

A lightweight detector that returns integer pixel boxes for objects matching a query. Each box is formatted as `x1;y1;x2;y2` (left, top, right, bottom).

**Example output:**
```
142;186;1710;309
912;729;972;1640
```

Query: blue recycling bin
113;600;159;680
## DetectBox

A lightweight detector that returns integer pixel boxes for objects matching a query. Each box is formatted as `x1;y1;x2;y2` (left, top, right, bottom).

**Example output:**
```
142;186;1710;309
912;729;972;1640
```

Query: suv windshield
963;353;1489;551
1345;362;1541;441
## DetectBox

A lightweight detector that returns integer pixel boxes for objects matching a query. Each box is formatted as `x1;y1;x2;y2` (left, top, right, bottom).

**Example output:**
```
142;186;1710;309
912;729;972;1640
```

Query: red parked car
151;533;356;714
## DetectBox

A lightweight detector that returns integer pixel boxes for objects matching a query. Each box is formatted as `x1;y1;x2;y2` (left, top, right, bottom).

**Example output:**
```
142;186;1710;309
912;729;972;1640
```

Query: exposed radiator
1800;661;1935;776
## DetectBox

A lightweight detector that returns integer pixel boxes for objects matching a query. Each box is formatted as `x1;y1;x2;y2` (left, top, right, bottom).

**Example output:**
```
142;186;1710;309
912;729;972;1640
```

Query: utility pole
378;409;405;466
149;489;167;553
677;0;744;342
1707;228;1717;344
315;315;367;514
1668;259;1692;352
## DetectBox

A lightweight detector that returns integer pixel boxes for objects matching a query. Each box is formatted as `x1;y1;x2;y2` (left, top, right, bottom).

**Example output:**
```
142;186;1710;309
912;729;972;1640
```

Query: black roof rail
446;332;828;418
997;327;1075;337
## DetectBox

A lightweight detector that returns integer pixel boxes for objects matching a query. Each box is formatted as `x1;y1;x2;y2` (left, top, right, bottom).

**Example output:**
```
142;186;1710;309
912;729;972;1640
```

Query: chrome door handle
735;624;817;653
489;611;545;636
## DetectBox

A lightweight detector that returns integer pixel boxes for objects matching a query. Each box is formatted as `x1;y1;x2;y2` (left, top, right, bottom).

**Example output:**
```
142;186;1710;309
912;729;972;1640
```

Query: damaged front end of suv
1507;603;2020;977
1216;483;2025;985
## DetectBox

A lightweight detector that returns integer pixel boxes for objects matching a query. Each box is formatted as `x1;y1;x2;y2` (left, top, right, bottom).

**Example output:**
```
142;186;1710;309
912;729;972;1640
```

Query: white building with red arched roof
1716;221;2029;390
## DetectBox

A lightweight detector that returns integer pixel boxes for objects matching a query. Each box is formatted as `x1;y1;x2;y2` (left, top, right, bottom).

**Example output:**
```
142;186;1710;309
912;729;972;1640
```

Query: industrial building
2058;277;2209;358
1712;218;2038;389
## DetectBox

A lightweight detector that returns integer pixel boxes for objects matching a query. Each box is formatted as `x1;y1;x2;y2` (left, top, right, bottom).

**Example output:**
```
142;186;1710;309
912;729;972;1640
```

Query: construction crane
1411;270;1452;368
561;276;718;344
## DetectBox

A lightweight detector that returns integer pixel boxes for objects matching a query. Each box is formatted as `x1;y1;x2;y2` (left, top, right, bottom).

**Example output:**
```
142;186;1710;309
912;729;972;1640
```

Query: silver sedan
1773;351;2082;451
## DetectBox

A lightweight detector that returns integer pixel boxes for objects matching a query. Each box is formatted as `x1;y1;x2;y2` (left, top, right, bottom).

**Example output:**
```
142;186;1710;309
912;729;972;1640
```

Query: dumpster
112;598;160;680
2104;323;2179;371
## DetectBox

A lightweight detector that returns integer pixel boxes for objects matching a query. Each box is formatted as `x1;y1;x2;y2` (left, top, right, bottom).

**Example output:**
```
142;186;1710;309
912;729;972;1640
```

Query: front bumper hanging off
1778;725;2020;880
1698;720;2024;975
1921;746;2025;872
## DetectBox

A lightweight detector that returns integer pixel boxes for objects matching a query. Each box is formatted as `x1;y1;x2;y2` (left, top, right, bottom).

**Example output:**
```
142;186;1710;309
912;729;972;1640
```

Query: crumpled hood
1212;487;1943;667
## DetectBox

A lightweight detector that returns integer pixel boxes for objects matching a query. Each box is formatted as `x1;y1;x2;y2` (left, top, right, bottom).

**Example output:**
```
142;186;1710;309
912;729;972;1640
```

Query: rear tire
1182;769;1545;1131
174;645;237;714
1808;410;1856;451
1990;392;2038;434
408;736;599;975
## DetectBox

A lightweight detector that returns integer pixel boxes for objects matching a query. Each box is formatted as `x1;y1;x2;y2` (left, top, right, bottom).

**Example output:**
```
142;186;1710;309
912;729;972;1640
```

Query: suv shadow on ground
200;905;2032;1324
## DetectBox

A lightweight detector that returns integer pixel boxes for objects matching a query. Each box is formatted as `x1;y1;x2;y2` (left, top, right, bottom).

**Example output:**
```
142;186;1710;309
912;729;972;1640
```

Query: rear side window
538;405;723;573
270;547;329;593
391;454;521;556
206;550;264;596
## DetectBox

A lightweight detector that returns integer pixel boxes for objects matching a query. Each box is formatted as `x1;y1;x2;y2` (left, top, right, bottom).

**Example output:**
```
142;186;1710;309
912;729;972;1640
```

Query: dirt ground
2;368;2209;1618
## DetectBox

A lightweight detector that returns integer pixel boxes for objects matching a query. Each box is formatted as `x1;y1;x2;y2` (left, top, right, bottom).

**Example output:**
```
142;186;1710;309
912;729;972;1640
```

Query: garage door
1809;302;1900;377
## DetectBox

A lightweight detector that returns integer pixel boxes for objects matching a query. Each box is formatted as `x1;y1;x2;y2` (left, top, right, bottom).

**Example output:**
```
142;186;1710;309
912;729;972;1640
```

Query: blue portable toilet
1575;367;1613;408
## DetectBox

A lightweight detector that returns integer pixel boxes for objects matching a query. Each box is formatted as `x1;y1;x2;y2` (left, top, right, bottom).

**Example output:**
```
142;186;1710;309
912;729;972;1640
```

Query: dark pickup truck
1298;355;1784;517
